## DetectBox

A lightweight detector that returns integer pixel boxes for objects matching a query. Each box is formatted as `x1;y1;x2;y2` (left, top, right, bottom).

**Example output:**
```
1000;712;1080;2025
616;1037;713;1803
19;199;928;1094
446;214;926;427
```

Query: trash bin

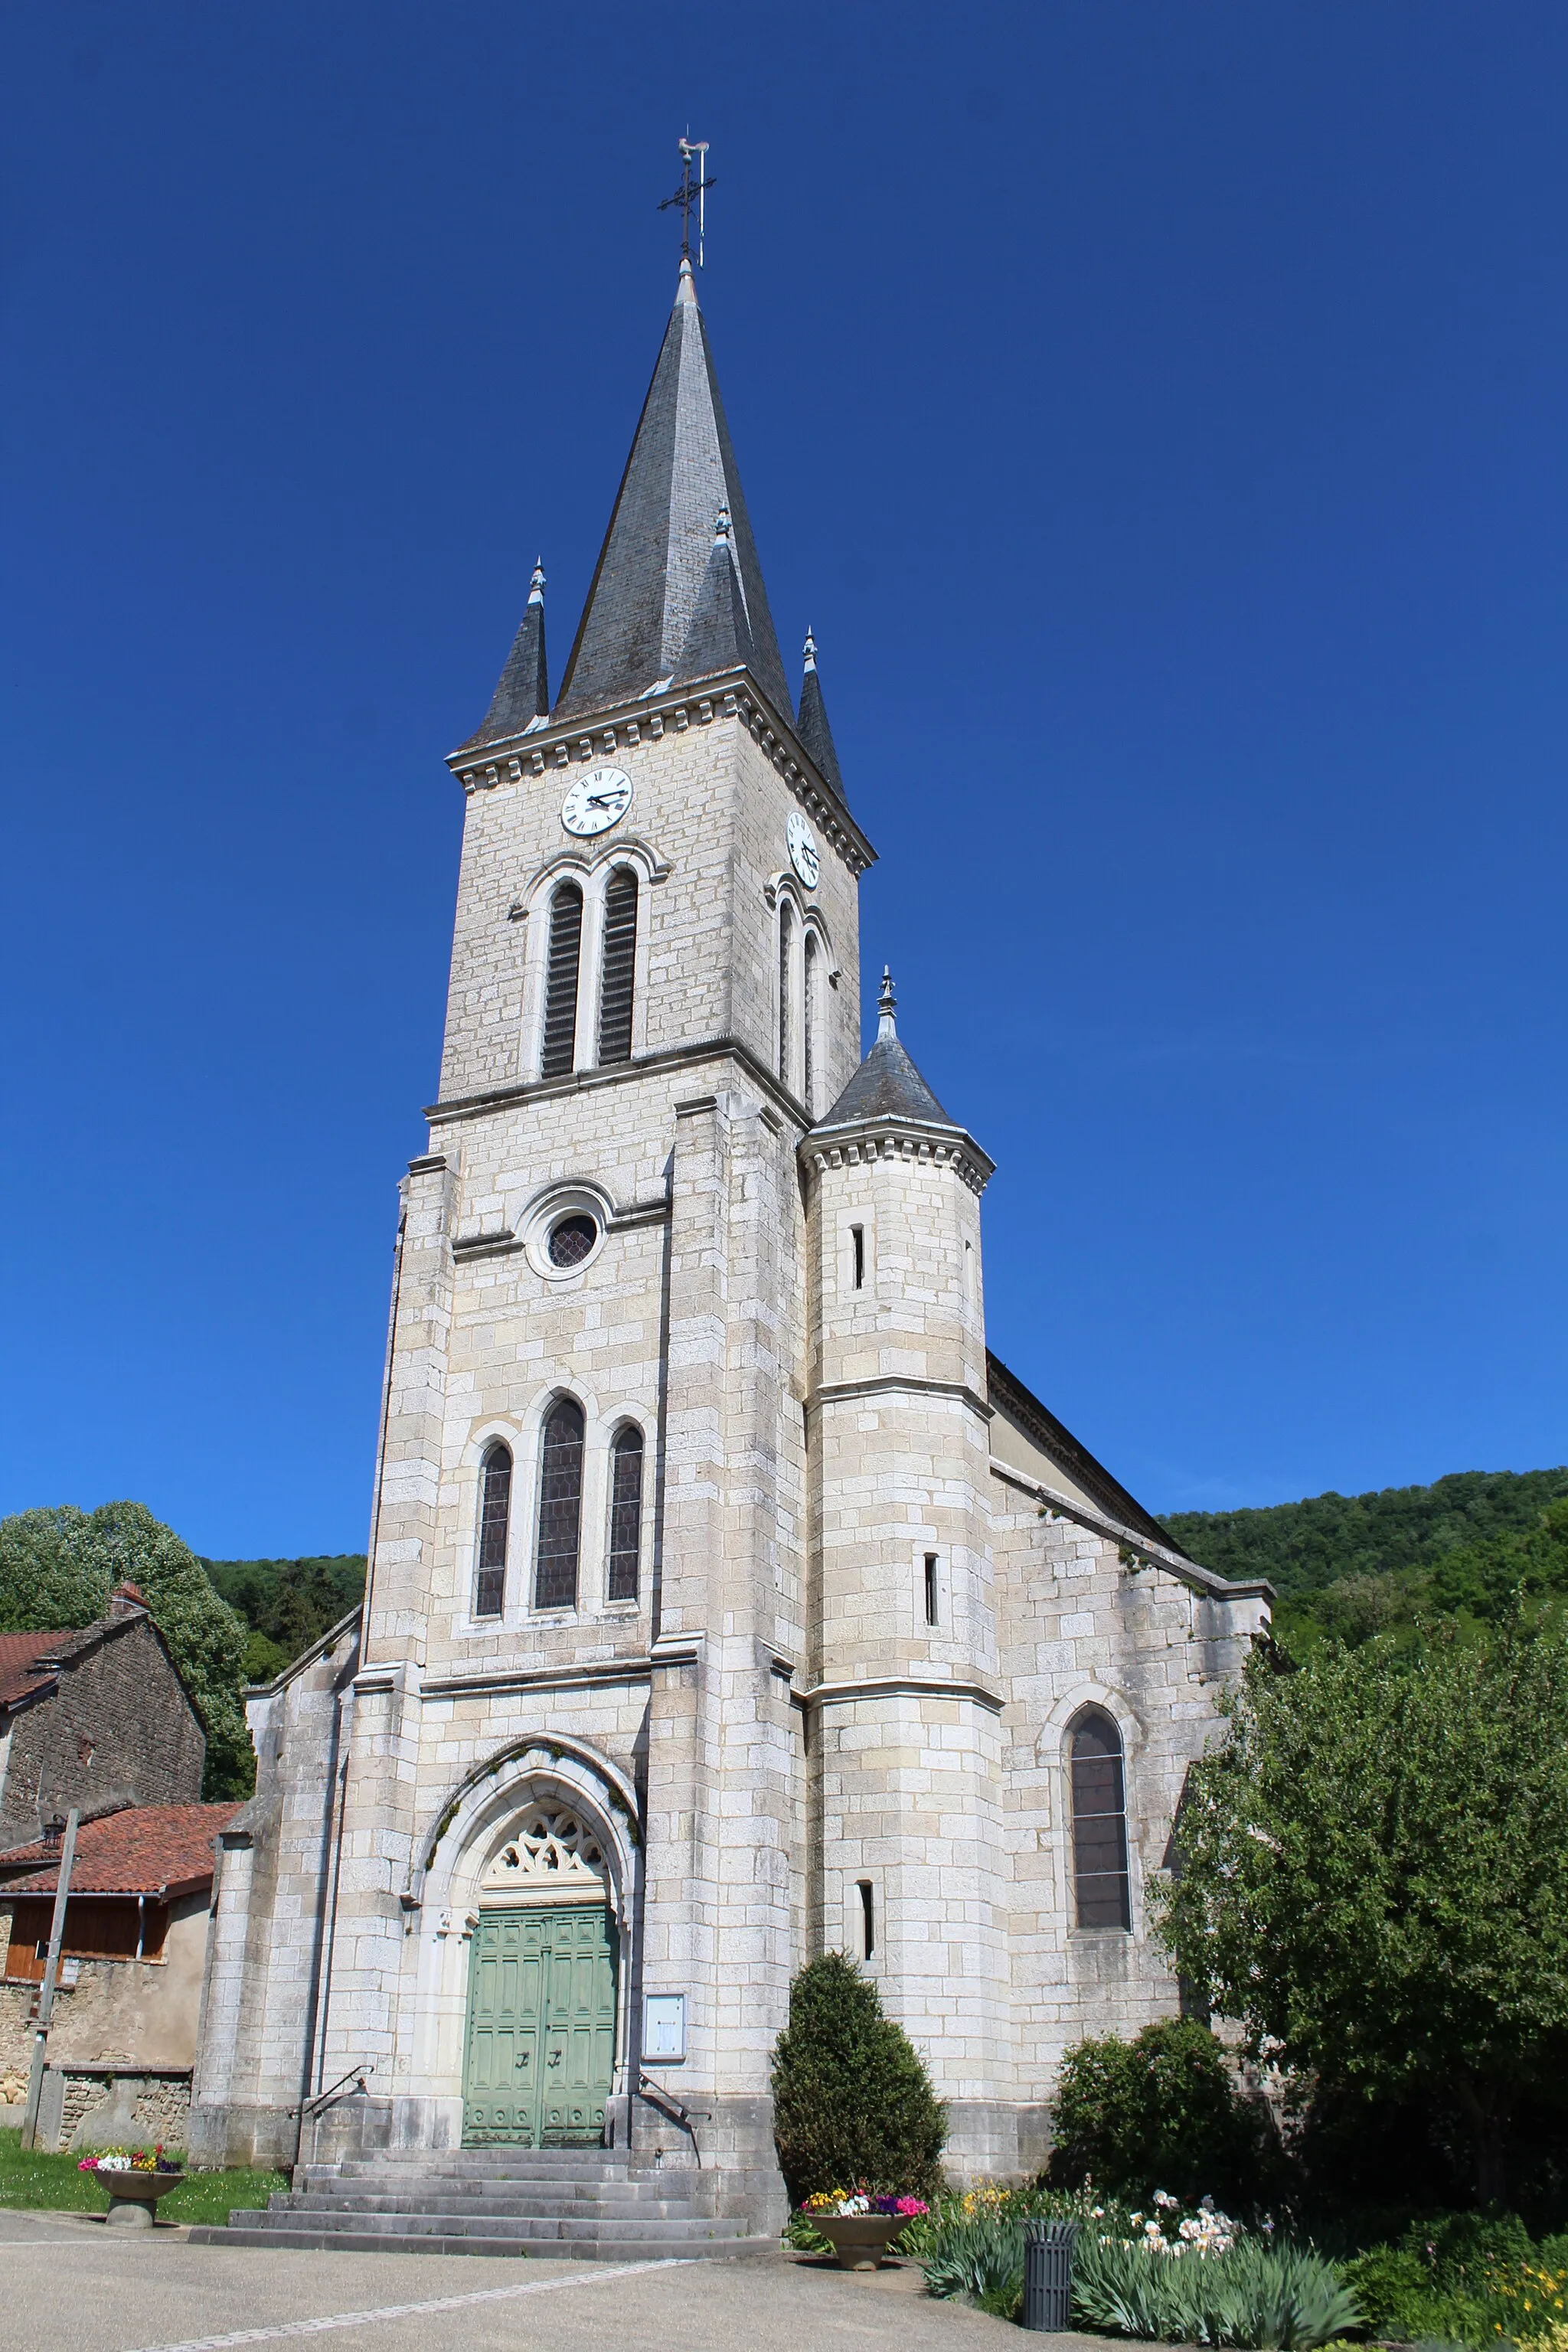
1022;2218;1080;2331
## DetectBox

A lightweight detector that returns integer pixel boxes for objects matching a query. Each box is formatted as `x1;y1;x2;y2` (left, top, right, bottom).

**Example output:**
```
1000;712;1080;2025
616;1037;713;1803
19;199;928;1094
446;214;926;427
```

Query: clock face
786;810;820;890
561;766;633;838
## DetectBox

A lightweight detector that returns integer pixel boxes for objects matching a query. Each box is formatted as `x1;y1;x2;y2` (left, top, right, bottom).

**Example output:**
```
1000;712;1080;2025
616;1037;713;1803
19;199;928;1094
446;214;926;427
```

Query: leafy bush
1073;2230;1361;2347
1047;2020;1269;2207
770;1952;946;2203
0;1501;253;1796
1341;2216;1568;2345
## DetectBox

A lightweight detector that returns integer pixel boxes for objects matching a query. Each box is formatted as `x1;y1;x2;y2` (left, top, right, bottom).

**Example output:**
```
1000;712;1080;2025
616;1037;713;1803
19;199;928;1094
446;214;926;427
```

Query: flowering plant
1108;2190;1238;2259
78;2145;181;2175
799;2187;929;2219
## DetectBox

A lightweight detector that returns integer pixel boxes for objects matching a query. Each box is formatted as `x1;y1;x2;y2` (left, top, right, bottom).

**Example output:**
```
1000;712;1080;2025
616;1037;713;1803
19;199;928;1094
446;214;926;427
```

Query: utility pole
19;1807;79;2151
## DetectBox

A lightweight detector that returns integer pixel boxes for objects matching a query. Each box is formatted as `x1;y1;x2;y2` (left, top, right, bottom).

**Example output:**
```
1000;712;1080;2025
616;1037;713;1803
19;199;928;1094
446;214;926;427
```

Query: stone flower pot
83;2165;184;2228
815;2213;905;2269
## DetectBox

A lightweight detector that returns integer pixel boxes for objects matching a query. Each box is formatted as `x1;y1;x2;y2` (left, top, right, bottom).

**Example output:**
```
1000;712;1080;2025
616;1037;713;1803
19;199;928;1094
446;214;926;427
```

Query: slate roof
0;1804;243;1899
814;972;956;1132
796;632;845;804
554;259;792;721
459;562;550;753
985;1352;1191;1558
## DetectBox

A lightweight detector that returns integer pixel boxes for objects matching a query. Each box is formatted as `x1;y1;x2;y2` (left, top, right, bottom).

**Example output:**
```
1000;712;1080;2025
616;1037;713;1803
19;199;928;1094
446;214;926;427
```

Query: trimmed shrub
770;1952;946;2203
1047;2019;1268;2207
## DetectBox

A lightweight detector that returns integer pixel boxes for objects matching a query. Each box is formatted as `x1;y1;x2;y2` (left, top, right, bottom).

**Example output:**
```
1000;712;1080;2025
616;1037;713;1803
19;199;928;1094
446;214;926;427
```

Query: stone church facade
190;260;1269;2223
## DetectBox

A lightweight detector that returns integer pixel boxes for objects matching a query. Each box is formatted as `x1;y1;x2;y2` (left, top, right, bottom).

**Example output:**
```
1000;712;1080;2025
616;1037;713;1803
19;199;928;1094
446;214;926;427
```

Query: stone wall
0;1614;206;1851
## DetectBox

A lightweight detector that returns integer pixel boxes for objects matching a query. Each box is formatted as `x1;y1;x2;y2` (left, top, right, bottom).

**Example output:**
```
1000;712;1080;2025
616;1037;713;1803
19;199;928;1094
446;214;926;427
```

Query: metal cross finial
658;135;714;264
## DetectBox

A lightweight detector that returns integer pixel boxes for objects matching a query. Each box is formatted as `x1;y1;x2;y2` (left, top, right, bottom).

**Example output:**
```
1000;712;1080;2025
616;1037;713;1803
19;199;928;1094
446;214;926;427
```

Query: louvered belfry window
1070;1710;1132;1929
540;882;584;1078
802;929;818;1110
534;1398;586;1610
606;1425;644;1602
596;868;638;1066
474;1442;512;1618
778;902;793;1081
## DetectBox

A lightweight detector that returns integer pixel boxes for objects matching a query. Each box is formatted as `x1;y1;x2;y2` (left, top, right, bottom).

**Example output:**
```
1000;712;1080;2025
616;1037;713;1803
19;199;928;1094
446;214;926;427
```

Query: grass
0;2125;286;2226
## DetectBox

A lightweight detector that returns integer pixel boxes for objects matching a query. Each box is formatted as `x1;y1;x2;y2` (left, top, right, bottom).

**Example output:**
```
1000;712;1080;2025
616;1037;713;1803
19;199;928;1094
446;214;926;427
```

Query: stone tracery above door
477;1807;610;1908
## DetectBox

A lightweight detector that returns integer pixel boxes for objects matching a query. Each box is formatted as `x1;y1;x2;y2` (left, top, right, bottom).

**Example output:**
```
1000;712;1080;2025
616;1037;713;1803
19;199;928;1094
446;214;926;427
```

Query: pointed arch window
534;1398;585;1610
1070;1710;1132;1929
474;1442;512;1618
597;867;638;1067
606;1424;645;1602
802;929;819;1111
540;882;583;1078
778;901;793;1083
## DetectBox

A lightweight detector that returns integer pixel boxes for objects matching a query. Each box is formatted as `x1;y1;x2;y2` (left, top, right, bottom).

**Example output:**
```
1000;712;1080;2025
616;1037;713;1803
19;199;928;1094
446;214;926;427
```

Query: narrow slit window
534;1399;585;1610
540;882;584;1078
851;1224;865;1290
778;902;793;1082
1071;1710;1132;1930
858;1880;875;1959
596;868;638;1067
802;930;818;1111
923;1554;939;1628
606;1424;645;1602
474;1442;511;1617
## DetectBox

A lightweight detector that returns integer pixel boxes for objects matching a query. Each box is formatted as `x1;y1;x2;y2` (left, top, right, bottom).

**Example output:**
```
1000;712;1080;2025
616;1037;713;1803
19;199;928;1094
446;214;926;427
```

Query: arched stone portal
462;1804;618;2147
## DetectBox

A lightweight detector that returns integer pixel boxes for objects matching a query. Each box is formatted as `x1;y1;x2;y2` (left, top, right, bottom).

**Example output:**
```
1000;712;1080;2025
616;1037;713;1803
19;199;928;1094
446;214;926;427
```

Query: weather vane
658;135;714;266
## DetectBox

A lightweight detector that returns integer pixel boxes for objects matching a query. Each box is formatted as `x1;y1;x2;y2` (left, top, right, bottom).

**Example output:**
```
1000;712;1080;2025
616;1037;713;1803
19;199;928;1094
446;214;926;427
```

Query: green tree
0;1501;253;1799
1046;2018;1267;2206
771;1952;946;2202
1156;1622;1568;2205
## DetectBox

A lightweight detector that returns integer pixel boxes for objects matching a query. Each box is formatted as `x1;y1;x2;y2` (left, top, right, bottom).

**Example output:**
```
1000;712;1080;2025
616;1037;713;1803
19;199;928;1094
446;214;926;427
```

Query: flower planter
83;2165;184;2229
816;2213;905;2269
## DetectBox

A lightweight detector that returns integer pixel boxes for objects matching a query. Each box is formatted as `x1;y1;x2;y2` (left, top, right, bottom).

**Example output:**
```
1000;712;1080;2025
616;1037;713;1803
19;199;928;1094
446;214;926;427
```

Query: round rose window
547;1214;598;1269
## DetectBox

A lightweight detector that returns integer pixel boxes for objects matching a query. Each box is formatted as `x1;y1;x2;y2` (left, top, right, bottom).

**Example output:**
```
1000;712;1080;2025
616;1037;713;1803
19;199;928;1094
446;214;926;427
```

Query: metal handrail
289;2063;373;2123
635;2069;710;2168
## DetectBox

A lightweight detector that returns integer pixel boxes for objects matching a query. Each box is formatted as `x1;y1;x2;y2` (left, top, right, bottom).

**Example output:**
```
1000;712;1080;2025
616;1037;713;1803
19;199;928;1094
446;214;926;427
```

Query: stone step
248;2206;751;2243
190;2222;775;2263
319;2150;631;2177
276;2189;714;2221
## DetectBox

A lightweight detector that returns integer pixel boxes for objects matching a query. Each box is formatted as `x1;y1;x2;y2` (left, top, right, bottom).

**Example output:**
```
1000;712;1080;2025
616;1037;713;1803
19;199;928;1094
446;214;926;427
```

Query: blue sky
3;3;1565;1557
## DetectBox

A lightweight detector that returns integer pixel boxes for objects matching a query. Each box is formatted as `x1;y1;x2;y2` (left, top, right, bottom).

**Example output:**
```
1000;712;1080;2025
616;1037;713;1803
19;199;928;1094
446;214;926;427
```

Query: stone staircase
190;2146;774;2262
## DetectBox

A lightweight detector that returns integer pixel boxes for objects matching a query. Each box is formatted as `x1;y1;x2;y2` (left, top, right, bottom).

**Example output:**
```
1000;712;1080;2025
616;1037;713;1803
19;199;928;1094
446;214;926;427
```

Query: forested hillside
1165;1468;1568;1650
201;1553;365;1684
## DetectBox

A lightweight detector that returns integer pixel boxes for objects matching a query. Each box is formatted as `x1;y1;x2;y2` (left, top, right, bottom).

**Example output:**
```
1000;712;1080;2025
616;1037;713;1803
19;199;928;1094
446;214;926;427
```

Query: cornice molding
810;1374;994;1422
802;1118;995;1198
445;668;877;880
424;1033;814;1134
988;1458;1276;1606
800;1674;1004;1716
420;1655;656;1702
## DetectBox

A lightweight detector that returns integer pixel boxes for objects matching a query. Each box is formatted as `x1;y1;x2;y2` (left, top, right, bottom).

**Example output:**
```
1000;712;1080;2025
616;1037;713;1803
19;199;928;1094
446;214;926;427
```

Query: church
189;253;1269;2239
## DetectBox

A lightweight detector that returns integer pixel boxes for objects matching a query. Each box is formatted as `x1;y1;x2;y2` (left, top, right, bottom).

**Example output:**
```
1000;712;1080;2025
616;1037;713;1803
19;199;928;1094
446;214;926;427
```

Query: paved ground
0;2207;1120;2352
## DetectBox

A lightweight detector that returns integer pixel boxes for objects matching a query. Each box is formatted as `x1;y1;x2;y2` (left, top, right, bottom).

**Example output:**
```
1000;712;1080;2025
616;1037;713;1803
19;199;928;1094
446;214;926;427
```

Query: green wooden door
462;1906;616;2146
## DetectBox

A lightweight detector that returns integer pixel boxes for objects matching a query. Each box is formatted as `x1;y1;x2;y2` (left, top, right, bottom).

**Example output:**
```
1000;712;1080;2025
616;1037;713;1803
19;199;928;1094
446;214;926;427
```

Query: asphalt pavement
0;2207;1095;2352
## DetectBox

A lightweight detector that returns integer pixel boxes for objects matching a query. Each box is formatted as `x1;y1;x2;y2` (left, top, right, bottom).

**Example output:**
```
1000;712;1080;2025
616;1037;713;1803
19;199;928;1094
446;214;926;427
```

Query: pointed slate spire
676;505;755;681
554;259;791;719
795;626;846;804
460;560;550;751
815;968;956;1130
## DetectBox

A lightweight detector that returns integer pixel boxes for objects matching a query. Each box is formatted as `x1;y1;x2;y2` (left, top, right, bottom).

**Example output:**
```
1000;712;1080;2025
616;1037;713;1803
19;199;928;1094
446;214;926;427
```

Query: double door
462;1903;616;2146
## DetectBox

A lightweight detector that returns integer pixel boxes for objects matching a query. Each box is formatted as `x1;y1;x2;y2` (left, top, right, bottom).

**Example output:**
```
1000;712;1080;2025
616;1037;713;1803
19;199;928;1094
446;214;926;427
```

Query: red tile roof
0;1804;243;1898
0;1631;73;1710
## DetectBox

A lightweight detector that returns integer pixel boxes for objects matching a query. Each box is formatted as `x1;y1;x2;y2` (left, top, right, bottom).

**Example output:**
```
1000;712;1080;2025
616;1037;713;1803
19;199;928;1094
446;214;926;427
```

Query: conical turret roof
795;628;845;803
815;970;956;1130
459;561;550;751
554;260;791;720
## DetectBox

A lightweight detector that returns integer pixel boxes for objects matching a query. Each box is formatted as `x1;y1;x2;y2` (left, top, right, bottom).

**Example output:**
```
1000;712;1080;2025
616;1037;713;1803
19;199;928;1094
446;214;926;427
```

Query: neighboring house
0;1586;207;1851
0;1801;240;2149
